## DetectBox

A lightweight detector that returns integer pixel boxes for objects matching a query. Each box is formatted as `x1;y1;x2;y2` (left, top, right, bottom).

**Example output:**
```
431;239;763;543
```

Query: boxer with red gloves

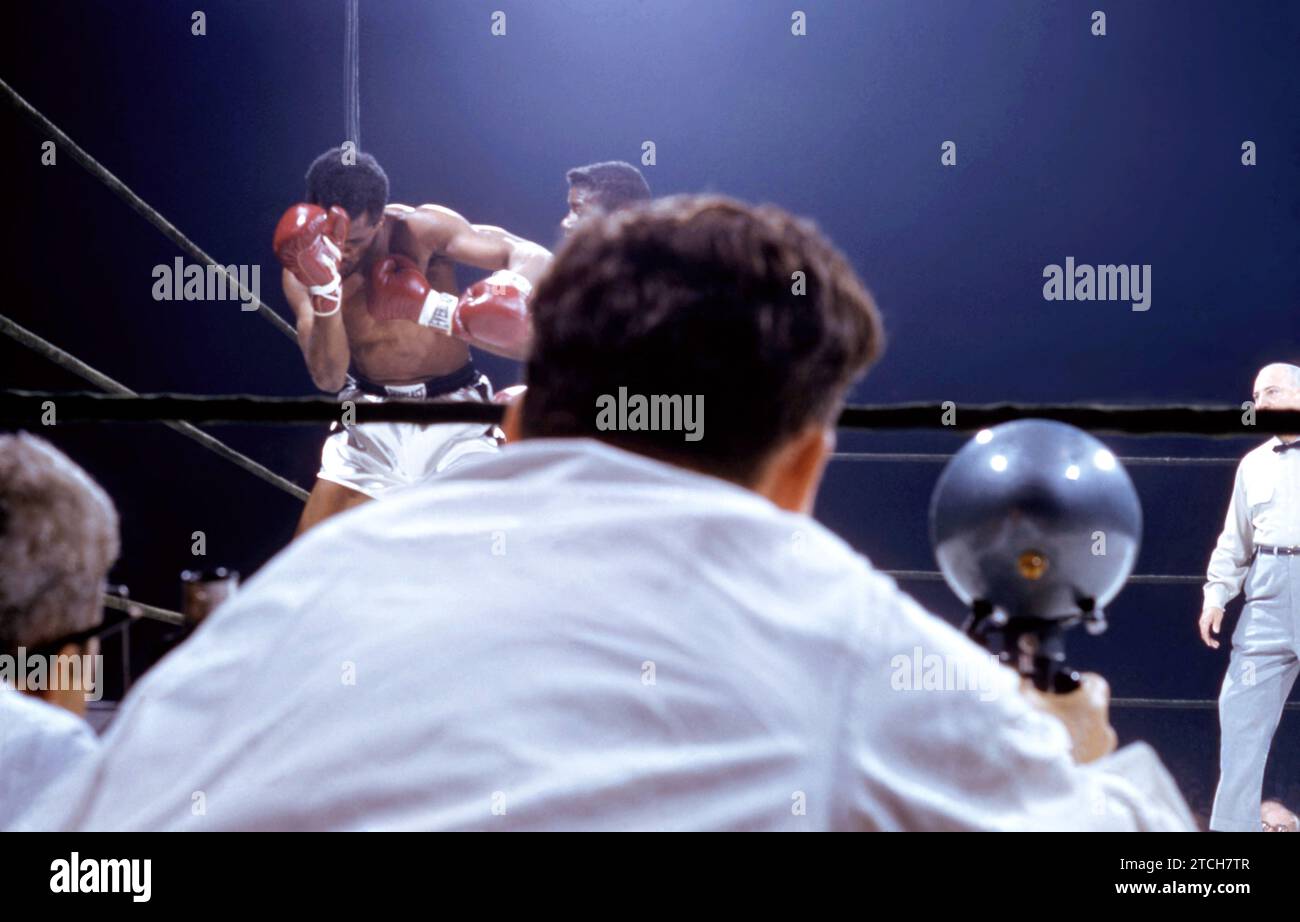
367;254;532;355
276;147;551;537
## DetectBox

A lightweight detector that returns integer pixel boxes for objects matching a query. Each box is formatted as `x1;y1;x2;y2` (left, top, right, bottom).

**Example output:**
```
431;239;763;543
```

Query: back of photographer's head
519;195;884;502
0;434;119;660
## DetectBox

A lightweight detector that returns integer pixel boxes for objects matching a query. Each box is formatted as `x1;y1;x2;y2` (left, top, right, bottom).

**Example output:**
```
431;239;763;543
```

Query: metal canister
180;568;240;626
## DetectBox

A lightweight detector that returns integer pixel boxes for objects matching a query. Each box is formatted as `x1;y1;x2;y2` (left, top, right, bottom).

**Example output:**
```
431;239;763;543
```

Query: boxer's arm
412;204;552;288
394;206;546;360
283;269;350;393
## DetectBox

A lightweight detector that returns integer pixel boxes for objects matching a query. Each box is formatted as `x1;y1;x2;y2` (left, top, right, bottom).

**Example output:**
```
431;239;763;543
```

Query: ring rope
835;402;1299;437
833;451;1238;467
0;317;309;502
103;591;184;626
0;77;295;341
0;388;504;427
4;389;1299;436
1111;698;1298;712
882;569;1202;585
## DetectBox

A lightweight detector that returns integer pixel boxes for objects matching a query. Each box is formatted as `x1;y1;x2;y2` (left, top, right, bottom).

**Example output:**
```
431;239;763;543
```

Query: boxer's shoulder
377;204;427;258
381;202;429;235
410;202;462;221
386;203;462;250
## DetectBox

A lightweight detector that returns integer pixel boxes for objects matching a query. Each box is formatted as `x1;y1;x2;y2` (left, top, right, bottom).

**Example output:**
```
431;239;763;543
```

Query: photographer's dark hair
305;147;389;222
565;161;652;213
522;195;884;484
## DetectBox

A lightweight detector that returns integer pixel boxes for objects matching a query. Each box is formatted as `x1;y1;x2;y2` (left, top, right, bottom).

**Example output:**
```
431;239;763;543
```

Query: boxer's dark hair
522;195;884;484
565;161;651;212
305;147;389;222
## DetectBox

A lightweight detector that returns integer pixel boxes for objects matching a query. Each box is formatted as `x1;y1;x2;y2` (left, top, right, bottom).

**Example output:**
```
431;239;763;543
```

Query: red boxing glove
273;204;349;308
453;271;532;354
368;254;459;325
368;259;531;357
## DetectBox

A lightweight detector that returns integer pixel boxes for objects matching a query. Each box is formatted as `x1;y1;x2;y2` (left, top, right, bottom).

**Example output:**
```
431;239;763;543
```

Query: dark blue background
4;0;1298;826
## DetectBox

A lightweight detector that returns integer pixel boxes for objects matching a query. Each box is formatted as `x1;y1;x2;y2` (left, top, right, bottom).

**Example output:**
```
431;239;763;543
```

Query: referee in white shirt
1200;362;1300;831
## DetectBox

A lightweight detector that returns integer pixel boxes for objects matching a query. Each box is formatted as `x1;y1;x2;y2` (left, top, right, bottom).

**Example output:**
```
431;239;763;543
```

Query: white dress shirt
1203;436;1300;610
0;681;99;829
33;439;1192;831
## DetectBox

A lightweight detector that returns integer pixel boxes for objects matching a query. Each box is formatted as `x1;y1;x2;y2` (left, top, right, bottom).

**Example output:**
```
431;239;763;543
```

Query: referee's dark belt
1257;545;1300;557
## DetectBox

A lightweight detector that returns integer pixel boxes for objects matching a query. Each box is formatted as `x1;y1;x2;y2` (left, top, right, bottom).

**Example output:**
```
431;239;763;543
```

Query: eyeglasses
25;584;140;659
27;605;134;658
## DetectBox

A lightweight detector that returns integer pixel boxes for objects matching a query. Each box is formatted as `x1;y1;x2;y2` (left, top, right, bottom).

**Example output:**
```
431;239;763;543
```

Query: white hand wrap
308;274;342;316
418;290;459;333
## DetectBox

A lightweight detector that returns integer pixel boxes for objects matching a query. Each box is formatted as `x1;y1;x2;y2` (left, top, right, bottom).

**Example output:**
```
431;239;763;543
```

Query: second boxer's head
561;161;651;236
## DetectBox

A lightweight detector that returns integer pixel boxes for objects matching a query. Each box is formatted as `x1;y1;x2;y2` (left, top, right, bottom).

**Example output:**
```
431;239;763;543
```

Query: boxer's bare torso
283;200;546;393
279;197;550;535
332;204;469;386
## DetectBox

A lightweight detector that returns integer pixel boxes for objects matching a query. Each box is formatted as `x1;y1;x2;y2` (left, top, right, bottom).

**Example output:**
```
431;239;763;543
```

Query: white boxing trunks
317;363;503;499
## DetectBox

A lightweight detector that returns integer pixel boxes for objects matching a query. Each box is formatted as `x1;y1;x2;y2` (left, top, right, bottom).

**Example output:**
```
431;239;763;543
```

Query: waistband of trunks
349;363;483;399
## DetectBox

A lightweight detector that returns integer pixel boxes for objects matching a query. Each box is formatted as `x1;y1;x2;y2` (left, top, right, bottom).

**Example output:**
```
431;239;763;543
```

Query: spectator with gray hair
0;433;117;828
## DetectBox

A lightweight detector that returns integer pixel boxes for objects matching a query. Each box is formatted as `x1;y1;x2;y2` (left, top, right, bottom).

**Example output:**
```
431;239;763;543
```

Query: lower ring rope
882;569;1202;585
833;451;1238;467
103;592;184;626
0;314;308;502
1112;698;1299;712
